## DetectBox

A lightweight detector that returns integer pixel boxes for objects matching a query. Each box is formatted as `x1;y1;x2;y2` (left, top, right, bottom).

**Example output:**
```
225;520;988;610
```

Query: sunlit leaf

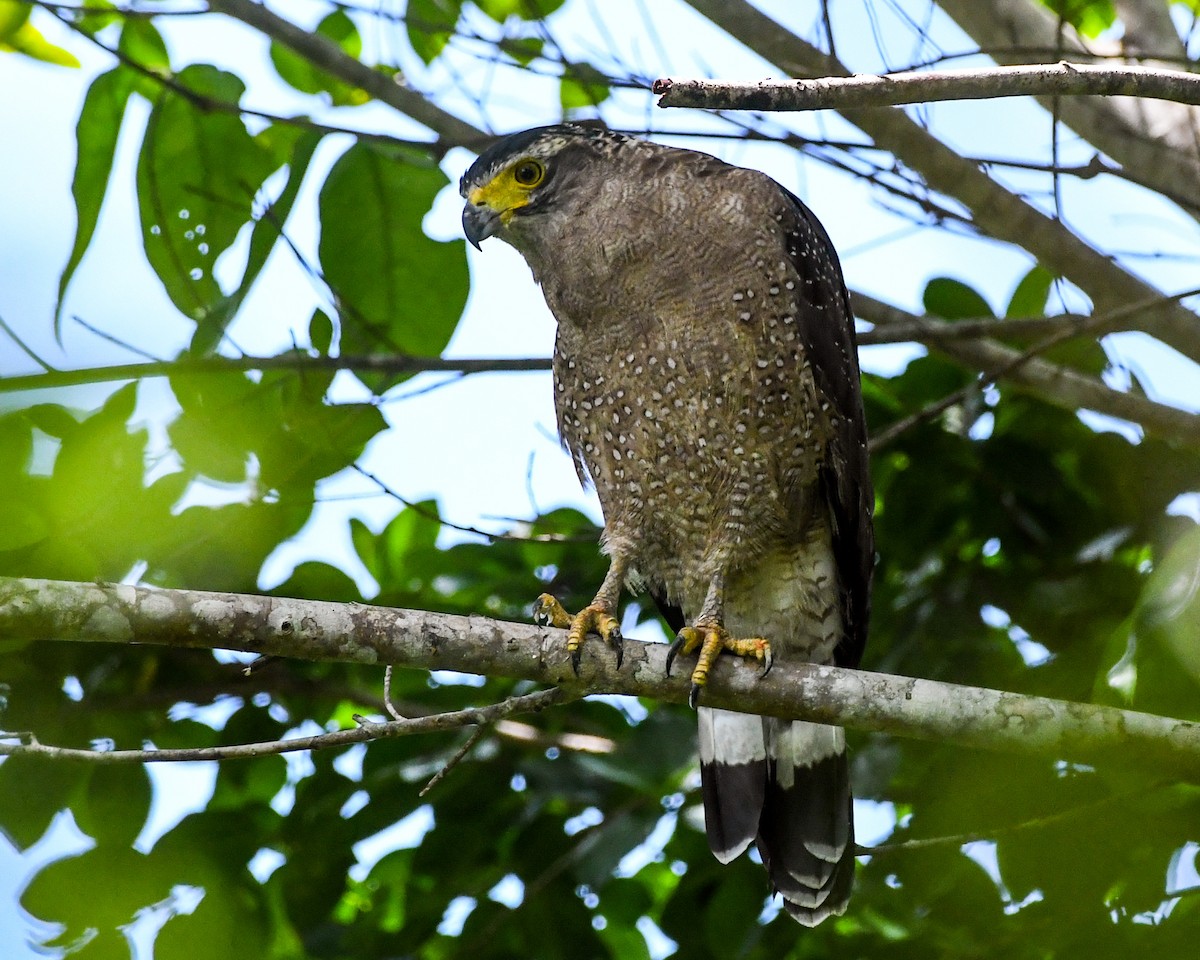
1038;0;1117;37
0;4;80;67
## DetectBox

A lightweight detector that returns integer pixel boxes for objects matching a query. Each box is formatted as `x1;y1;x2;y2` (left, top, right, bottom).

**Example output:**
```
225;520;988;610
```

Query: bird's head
459;123;626;251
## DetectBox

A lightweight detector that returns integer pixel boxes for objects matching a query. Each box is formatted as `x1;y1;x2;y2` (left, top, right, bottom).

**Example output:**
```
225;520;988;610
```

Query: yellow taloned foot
666;623;772;708
533;594;624;672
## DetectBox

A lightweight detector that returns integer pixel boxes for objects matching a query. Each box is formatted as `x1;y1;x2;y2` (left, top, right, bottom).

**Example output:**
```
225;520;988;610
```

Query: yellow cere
468;158;544;223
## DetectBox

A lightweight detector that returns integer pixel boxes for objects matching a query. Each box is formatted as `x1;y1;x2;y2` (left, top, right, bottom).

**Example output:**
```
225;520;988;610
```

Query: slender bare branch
654;63;1200;112
3;576;1200;780
0;353;552;394
0;687;568;763
419;723;490;796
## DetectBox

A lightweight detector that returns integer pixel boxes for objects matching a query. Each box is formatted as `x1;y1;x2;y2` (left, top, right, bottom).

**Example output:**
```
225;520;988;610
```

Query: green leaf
923;276;993;321
0;0;30;39
309;307;335;353
269;10;368;105
501;35;544;65
72;0;119;37
1139;524;1200;685
349;502;444;594
476;0;568;21
0;501;47;551
0;755;86;849
1005;264;1056;318
1039;0;1117;38
406;0;462;64
155;878;269;960
137;64;275;325
318;141;468;382
274;560;363;602
0;3;80;67
192;127;325;348
560;63;610;113
23;847;171;946
167;371;260;483
55;67;135;337
75;764;152;847
259;398;387;492
117;14;169;75
24;402;79;439
0;410;33;479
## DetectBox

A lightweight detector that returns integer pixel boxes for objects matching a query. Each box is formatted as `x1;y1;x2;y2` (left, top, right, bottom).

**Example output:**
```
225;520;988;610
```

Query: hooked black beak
463;202;501;250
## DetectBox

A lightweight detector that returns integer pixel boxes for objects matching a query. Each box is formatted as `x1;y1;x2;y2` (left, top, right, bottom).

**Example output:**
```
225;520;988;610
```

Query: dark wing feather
780;187;875;668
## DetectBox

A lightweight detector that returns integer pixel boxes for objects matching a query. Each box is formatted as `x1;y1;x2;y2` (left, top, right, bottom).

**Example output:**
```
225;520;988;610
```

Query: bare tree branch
3;576;1199;780
654;63;1200;111
680;0;1200;364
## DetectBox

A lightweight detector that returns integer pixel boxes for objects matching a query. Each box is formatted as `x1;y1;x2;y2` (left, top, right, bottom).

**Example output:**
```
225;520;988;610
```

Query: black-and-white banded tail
698;709;855;926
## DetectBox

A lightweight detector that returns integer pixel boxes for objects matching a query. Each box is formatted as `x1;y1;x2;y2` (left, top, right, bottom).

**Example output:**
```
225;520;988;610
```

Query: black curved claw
665;635;685;677
688;683;701;710
761;647;774;679
611;626;624;670
534;607;550;627
570;647;582;676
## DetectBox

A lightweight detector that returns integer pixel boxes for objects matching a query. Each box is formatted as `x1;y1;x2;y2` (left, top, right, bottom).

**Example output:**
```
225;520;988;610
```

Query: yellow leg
667;622;772;708
534;593;624;672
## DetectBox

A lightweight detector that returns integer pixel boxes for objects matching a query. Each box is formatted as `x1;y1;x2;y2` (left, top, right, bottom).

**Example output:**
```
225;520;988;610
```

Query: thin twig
354;466;593;544
382;664;406;720
0;314;55;372
419;724;490;796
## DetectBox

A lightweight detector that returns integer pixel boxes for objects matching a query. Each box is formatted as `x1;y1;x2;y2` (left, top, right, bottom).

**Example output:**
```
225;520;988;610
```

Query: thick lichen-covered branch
3;577;1199;780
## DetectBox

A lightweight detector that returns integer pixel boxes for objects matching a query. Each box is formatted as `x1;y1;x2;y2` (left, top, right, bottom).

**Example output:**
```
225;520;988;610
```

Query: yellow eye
512;158;545;187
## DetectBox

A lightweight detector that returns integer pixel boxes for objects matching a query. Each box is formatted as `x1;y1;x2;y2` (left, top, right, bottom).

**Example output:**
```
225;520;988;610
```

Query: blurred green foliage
2;1;1199;958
